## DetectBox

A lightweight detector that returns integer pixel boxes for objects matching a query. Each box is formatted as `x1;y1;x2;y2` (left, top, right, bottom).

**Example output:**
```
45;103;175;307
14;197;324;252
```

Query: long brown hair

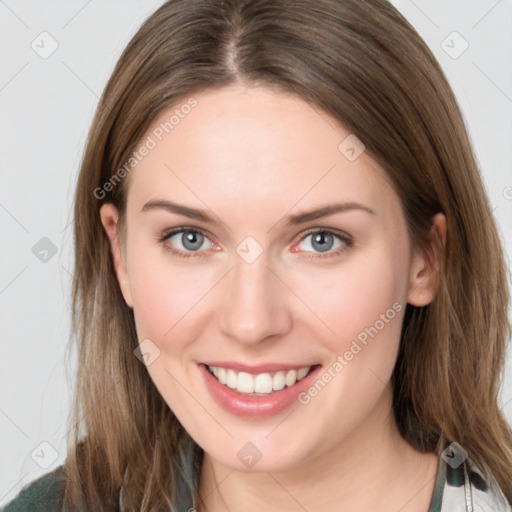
65;0;512;509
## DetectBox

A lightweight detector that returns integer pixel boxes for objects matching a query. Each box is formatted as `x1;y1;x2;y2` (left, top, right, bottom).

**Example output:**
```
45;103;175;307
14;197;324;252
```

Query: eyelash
159;227;353;260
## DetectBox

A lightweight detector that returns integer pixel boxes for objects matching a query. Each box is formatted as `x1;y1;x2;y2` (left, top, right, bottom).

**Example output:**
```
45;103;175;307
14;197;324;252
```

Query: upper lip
200;361;319;374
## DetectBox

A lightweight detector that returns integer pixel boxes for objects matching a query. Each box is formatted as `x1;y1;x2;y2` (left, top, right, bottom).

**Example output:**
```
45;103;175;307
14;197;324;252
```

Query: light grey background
1;0;511;505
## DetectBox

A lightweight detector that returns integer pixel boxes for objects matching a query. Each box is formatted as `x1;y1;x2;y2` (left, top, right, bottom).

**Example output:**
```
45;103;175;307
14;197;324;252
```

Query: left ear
407;213;447;307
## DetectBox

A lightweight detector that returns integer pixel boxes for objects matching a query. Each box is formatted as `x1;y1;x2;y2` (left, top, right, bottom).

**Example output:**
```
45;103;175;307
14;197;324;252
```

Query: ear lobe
407;213;446;307
99;203;133;308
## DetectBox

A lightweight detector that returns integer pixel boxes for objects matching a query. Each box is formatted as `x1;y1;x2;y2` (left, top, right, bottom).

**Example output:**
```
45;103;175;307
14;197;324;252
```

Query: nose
218;251;293;346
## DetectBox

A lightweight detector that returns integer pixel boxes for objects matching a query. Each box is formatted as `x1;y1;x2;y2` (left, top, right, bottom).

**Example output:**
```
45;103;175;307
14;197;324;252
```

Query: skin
100;83;446;512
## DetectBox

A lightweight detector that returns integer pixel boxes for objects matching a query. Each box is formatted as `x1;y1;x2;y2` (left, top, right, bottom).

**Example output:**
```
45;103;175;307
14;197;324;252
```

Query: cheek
291;247;409;358
127;248;220;353
287;250;409;444
131;268;190;338
126;251;220;416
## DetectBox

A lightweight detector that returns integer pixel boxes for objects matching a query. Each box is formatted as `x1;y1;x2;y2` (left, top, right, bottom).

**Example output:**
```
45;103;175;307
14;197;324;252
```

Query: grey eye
168;229;210;252
298;231;341;253
310;232;335;252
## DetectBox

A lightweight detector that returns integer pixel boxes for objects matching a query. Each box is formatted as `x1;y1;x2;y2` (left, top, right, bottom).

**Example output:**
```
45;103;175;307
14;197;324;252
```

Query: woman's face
100;84;441;472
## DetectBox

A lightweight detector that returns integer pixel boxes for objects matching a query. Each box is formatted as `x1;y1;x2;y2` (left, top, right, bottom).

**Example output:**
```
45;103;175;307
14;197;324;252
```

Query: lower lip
198;363;322;419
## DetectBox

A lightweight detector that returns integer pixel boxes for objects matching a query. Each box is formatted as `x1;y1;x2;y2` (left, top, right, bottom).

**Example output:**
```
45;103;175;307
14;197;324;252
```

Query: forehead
125;84;399;223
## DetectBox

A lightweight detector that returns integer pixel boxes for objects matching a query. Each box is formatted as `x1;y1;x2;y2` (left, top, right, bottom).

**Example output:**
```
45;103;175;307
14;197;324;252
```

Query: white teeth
254;373;273;393
237;372;254;393
297;367;309;380
217;367;226;384
207;365;312;395
285;369;297;387
226;369;237;389
272;371;285;391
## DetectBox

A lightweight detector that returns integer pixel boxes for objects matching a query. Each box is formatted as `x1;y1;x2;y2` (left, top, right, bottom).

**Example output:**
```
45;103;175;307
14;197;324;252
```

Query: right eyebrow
140;199;222;227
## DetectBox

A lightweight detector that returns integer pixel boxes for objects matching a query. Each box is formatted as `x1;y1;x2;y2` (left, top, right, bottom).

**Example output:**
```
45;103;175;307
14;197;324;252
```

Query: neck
196;388;438;512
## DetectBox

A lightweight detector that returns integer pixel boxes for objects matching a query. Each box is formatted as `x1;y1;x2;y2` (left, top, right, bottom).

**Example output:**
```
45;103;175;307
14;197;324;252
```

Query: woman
3;0;511;510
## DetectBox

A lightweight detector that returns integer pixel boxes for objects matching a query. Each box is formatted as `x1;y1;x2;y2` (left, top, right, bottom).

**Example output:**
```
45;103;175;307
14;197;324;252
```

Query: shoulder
1;465;65;512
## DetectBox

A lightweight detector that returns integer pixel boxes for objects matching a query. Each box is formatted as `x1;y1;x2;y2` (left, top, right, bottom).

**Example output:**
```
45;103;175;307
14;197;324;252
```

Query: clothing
1;465;64;512
426;442;511;511
2;443;510;511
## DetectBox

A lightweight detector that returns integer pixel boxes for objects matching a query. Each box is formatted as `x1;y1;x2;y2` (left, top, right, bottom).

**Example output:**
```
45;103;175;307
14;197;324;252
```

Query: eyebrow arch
141;199;221;226
141;199;376;227
285;202;376;225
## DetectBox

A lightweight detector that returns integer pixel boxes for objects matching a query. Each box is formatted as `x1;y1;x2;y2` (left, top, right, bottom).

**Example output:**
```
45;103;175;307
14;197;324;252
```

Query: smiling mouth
205;364;318;396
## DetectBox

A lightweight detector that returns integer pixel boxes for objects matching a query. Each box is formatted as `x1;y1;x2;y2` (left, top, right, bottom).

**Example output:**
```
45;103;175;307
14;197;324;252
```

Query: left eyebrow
285;202;376;225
